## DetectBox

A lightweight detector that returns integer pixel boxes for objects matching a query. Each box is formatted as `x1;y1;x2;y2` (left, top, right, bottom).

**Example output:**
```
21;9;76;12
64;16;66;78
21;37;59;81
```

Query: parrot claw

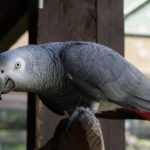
65;106;101;137
65;107;82;138
65;107;83;133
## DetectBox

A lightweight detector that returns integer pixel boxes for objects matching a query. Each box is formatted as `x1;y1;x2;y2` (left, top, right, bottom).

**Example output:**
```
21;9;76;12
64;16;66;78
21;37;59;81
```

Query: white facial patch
8;57;26;78
14;57;26;73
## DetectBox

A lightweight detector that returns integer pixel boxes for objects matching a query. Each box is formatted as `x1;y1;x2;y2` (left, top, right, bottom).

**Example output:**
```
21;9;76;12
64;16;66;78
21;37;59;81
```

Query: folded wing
63;42;150;111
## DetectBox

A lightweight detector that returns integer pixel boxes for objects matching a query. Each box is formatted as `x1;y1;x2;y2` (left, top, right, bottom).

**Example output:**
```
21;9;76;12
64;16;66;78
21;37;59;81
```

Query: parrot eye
1;70;4;73
15;62;21;69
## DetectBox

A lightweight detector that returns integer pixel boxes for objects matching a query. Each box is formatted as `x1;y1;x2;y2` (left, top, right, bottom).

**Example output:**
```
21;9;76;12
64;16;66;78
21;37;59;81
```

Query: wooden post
97;1;125;150
36;0;97;148
27;0;38;149
28;0;125;149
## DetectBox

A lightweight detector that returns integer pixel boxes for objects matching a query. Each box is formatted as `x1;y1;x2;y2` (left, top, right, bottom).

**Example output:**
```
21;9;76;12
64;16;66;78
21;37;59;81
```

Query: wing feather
63;42;150;111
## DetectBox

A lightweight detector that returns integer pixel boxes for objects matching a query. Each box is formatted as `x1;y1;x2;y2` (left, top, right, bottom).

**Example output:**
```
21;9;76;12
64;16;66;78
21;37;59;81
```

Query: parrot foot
65;107;87;133
65;106;101;137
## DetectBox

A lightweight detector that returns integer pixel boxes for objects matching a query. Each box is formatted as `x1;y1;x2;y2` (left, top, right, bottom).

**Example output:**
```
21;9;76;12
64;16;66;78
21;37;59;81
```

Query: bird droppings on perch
38;107;105;150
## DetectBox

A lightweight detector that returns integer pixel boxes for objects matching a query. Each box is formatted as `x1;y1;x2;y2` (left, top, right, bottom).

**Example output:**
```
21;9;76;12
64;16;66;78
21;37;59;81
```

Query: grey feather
62;42;150;111
0;41;150;115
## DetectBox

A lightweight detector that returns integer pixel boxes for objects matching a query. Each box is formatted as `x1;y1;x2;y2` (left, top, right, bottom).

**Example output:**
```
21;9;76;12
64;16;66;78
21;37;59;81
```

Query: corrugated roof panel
125;1;150;35
124;0;147;16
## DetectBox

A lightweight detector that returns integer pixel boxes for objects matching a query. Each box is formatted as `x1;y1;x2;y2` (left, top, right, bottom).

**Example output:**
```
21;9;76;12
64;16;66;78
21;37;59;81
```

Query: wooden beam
97;0;125;150
0;0;27;38
27;0;38;149
38;0;96;43
0;14;27;52
36;0;97;148
97;0;124;54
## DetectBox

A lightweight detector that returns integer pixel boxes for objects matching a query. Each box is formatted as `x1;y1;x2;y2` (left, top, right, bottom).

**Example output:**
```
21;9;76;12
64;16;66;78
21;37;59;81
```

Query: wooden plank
97;0;124;54
0;92;27;110
38;0;96;43
100;119;125;150
37;0;97;148
97;0;125;150
0;136;26;145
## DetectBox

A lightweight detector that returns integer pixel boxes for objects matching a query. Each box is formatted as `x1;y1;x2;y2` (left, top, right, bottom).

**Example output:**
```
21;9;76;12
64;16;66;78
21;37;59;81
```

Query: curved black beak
0;77;15;101
0;77;4;100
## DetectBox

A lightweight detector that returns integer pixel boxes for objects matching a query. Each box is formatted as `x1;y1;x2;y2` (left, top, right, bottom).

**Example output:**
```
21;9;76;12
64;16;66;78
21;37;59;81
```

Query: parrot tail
121;107;150;121
134;109;150;121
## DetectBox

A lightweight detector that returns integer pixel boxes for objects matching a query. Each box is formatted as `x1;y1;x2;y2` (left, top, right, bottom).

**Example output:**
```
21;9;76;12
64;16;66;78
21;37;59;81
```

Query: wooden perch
38;110;105;150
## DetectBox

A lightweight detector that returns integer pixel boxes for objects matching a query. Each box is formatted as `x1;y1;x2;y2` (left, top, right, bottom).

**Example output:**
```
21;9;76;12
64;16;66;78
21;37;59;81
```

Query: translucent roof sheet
124;0;148;15
124;0;150;36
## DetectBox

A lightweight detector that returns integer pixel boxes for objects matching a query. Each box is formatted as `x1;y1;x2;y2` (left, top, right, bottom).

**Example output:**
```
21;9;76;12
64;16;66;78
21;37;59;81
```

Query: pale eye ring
15;62;21;69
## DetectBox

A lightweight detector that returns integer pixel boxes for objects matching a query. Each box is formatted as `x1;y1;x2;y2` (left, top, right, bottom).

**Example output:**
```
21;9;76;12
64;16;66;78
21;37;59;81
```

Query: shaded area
0;0;27;51
97;109;143;120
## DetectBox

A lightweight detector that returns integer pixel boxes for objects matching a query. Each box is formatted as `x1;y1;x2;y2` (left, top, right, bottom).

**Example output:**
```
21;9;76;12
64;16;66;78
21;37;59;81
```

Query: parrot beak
2;78;15;94
0;76;15;100
0;77;4;100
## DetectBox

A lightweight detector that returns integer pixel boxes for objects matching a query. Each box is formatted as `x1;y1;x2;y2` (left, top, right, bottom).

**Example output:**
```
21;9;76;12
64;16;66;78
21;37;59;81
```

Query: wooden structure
28;0;125;150
0;0;145;150
38;109;105;150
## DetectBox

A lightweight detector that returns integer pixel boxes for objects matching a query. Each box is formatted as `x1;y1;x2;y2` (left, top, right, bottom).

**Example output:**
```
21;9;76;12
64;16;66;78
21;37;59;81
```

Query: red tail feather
121;107;150;121
134;109;150;121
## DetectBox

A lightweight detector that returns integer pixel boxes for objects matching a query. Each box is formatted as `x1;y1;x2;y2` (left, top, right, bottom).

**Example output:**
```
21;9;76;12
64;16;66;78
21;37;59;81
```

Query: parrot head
0;45;60;96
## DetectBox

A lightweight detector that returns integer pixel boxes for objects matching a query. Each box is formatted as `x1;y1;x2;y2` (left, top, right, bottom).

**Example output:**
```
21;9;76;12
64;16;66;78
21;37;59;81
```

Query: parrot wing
62;42;150;112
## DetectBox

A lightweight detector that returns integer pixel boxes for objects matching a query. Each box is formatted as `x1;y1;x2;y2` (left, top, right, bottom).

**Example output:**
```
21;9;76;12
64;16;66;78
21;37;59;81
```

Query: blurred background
0;32;28;149
125;0;150;150
0;0;150;149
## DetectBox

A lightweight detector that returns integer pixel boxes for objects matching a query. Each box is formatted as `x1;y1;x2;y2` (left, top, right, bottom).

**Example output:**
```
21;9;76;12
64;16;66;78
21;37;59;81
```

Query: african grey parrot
0;41;150;118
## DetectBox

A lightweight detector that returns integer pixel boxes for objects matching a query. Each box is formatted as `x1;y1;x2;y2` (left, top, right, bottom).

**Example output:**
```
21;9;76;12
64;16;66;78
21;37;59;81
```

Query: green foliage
0;109;26;129
0;109;26;150
0;144;26;150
